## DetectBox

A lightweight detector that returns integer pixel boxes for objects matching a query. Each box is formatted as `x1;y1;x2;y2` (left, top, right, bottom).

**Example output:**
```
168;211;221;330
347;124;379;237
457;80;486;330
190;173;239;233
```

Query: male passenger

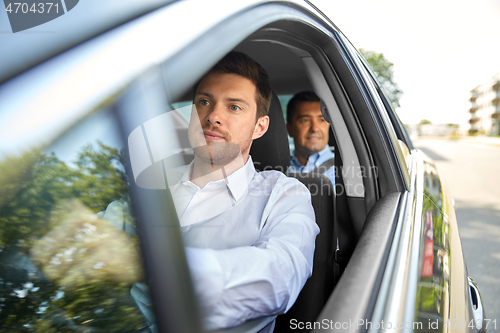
166;52;319;331
286;91;335;184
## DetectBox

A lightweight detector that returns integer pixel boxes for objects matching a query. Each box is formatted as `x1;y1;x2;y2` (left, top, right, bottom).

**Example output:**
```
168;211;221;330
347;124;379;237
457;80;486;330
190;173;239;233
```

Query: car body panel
368;150;479;333
0;0;178;83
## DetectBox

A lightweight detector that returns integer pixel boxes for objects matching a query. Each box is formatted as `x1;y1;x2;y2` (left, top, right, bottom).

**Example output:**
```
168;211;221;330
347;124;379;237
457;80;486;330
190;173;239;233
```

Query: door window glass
0;105;152;332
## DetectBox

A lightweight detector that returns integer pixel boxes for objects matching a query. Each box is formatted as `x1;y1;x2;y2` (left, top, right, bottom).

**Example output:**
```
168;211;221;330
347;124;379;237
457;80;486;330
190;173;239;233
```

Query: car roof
0;0;342;86
0;0;177;84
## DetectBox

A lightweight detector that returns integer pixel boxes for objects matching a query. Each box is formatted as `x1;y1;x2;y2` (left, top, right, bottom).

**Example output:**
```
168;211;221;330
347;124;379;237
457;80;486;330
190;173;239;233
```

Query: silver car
0;0;487;332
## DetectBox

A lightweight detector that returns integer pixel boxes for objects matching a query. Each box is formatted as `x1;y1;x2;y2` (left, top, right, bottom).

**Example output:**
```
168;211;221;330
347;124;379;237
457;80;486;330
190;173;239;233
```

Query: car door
152;4;407;332
151;2;414;331
0;1;484;332
0;1;404;332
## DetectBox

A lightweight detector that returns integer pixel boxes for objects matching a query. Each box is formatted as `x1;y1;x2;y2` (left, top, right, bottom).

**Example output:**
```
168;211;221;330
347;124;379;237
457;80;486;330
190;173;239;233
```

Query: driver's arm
185;176;318;330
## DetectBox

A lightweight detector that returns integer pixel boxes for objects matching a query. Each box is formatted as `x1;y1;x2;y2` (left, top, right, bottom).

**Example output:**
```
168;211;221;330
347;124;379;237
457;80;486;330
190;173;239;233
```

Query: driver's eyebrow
196;91;250;108
226;97;250;108
195;91;213;99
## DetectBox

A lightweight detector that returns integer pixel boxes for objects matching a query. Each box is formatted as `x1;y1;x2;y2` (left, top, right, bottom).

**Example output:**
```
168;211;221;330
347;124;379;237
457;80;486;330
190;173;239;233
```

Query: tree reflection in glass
0;143;149;332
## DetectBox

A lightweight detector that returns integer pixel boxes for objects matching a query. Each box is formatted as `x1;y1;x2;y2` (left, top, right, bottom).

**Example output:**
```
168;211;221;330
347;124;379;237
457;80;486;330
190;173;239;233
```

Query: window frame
131;3;413;330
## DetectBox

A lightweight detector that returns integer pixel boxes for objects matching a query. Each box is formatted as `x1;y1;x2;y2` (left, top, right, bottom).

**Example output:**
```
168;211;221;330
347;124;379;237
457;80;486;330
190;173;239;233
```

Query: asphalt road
414;137;500;332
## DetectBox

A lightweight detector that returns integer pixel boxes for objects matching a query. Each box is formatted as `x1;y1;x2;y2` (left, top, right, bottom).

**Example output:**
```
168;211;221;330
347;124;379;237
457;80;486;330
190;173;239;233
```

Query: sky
311;0;500;126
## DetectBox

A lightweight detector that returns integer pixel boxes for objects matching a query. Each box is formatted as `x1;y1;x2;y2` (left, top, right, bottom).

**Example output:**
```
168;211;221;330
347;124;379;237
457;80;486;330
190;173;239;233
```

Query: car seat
250;92;337;332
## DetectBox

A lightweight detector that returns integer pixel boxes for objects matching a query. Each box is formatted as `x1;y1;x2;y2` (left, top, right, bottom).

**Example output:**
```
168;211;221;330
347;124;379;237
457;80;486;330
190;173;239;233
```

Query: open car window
0;1;429;332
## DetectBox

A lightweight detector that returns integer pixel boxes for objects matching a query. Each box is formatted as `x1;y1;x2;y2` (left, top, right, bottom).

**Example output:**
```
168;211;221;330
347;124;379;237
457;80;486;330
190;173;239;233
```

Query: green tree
360;49;403;108
0;151;74;249
0;143;127;250
71;142;128;213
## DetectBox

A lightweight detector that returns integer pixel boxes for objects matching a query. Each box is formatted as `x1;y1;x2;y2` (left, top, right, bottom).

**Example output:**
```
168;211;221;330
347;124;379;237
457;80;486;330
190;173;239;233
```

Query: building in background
418;124;458;137
468;72;500;136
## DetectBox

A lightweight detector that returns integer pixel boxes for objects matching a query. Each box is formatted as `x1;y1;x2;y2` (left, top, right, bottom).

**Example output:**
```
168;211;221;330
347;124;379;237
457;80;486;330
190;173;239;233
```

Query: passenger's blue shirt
289;145;335;185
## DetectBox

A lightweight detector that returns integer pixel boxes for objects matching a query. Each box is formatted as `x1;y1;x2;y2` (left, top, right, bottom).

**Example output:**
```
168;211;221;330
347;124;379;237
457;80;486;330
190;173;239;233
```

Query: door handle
468;277;486;333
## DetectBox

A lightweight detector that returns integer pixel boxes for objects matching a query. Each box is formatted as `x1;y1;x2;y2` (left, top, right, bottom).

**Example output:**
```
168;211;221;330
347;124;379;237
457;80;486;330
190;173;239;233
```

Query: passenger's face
287;101;329;154
189;72;268;165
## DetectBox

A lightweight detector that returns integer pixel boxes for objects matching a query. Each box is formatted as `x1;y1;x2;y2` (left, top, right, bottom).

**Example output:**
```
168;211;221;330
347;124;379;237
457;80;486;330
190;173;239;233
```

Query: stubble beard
193;141;241;167
190;125;249;169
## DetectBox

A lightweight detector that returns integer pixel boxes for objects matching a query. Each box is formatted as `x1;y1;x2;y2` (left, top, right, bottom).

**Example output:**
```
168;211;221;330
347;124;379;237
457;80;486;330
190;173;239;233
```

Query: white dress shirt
166;156;319;330
289;145;335;185
102;156;319;331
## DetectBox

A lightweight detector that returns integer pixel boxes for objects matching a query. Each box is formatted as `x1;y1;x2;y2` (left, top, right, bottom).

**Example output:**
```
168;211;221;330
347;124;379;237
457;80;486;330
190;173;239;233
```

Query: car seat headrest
250;91;290;172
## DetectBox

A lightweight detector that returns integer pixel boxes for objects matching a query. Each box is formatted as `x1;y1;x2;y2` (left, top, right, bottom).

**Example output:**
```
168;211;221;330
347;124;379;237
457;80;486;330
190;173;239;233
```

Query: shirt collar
291;145;331;167
175;155;256;203
317;145;333;160
225;155;256;202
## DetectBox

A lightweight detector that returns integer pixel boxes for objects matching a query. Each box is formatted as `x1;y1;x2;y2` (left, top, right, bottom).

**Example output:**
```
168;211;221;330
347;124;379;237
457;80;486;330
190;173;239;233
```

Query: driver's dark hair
194;51;272;120
286;91;320;124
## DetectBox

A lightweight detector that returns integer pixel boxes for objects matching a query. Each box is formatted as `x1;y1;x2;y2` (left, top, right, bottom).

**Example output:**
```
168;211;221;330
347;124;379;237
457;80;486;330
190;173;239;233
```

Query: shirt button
197;193;202;198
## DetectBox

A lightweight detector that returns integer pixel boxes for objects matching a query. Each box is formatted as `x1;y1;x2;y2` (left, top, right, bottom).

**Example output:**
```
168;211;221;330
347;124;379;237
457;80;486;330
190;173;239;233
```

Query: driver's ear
253;116;269;140
286;123;294;137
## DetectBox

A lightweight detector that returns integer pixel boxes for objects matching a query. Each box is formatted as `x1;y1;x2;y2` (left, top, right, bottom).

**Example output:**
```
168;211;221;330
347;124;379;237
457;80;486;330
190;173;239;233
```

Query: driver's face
188;72;260;165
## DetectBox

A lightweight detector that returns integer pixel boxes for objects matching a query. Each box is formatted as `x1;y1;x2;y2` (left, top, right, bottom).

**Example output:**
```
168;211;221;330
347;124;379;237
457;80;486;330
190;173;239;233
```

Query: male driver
166;52;319;331
286;91;335;184
100;53;318;330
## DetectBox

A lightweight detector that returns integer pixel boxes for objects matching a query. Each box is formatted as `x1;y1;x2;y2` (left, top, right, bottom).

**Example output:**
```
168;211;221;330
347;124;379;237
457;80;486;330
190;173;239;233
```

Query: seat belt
310;158;335;175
